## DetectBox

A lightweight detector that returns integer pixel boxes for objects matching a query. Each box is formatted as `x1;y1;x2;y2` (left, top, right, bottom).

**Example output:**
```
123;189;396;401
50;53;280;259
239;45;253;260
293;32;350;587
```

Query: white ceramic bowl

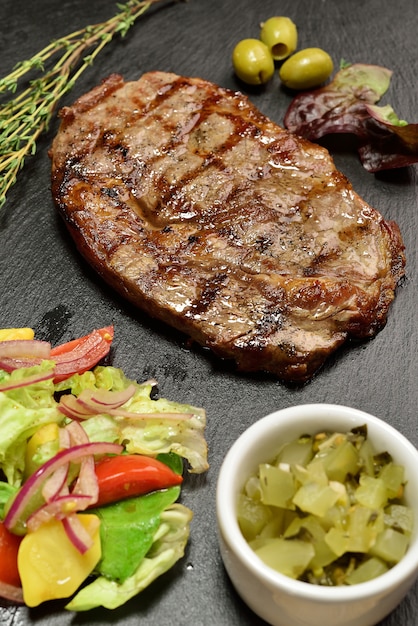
216;403;418;626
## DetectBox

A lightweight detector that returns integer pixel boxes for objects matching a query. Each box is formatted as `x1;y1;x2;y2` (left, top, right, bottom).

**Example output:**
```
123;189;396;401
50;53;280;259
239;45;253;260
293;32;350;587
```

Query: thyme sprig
0;0;168;209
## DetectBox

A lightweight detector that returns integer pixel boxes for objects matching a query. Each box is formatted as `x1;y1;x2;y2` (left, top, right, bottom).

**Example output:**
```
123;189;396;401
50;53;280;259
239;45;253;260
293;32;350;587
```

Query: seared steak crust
50;71;405;382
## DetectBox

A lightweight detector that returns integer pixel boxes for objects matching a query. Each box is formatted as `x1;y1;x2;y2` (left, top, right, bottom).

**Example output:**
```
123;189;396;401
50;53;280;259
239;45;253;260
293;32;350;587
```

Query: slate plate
1;0;418;624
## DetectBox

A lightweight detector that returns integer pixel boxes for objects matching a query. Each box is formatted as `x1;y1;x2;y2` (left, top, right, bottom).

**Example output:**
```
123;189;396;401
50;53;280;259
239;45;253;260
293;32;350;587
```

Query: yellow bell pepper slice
24;423;60;478
0;328;35;341
18;514;101;607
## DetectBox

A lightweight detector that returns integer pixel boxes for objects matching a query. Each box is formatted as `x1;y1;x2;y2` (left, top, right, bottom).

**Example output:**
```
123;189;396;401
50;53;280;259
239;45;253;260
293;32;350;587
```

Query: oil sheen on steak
50;71;405;383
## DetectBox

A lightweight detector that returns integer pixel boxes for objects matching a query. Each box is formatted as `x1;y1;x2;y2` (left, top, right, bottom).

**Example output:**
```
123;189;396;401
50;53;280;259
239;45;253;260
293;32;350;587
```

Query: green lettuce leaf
0;363;63;486
0;481;18;518
59;365;208;474
66;502;193;611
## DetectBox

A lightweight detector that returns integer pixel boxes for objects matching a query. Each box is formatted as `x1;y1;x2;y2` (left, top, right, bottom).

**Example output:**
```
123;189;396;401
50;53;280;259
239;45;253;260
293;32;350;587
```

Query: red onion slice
0;369;55;392
0;580;24;604
57;385;137;419
0;339;51;360
57;395;94;420
0;357;46;372
110;409;193;421
0;340;52;372
66;421;99;502
27;494;94;533
62;514;94;554
66;420;89;445
41;463;69;503
78;385;137;411
4;442;123;532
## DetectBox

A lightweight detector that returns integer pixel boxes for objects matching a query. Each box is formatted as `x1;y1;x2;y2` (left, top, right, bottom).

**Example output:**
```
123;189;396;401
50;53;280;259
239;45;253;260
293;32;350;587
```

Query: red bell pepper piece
0;521;22;587
50;325;114;383
93;455;183;507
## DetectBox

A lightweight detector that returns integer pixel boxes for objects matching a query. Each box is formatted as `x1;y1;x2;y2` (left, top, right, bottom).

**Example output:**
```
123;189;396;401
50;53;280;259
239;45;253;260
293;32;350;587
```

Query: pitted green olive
260;16;298;61
279;47;334;90
232;38;275;85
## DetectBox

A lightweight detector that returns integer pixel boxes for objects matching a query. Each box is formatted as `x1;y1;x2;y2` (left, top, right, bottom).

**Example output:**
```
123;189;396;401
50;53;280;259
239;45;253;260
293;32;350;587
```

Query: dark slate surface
0;0;417;624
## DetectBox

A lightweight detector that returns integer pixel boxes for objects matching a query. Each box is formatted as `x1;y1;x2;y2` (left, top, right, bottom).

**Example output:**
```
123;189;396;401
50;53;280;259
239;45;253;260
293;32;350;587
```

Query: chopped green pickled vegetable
358;438;376;476
346;506;383;553
239;424;413;586
254;538;315;579
293;481;339;517
379;462;405;499
284;515;338;569
237;493;272;542
370;527;410;563
355;475;387;509
296;459;328;486
315;438;359;483
244;475;262;501
325;526;349;557
384;504;414;534
259;463;296;509
258;509;298;539
275;436;314;467
346;557;389;585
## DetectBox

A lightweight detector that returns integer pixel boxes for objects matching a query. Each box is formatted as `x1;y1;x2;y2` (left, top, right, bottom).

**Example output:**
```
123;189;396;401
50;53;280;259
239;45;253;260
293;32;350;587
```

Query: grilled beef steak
50;71;405;382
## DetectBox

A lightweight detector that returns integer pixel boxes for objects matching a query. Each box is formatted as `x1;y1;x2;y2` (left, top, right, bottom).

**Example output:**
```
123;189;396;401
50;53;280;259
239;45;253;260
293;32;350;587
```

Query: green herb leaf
0;0;171;209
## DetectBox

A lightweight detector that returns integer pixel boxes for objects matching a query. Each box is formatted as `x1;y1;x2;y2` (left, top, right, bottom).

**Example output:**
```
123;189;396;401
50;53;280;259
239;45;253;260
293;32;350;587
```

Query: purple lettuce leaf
283;63;418;172
358;104;418;172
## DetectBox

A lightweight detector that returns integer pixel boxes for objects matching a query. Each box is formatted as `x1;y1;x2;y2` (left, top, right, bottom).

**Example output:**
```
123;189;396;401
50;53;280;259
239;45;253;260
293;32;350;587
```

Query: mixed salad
0;325;208;610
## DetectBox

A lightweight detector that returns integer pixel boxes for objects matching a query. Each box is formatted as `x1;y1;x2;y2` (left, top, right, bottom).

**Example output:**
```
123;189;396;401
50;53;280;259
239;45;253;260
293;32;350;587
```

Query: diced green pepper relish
237;426;413;586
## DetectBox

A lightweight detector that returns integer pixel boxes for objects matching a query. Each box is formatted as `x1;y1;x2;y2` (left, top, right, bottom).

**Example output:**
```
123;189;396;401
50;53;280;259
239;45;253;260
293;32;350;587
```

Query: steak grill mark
50;71;406;382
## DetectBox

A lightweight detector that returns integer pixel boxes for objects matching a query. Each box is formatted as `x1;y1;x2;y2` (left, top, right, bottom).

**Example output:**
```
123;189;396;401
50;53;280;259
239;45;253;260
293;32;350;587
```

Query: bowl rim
216;403;418;603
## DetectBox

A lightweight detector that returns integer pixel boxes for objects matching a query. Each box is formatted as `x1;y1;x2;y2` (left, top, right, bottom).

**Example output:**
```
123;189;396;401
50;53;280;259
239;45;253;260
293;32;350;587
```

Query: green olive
279;47;334;90
232;38;275;85
260;16;298;61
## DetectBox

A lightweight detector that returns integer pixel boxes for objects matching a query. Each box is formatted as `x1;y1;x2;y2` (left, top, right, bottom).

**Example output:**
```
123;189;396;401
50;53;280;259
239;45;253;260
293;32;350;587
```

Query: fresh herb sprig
0;0;168;209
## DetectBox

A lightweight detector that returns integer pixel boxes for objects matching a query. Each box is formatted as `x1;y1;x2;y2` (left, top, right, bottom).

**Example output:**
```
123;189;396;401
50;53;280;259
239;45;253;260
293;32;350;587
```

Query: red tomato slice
93;455;183;507
50;326;114;383
0;521;22;587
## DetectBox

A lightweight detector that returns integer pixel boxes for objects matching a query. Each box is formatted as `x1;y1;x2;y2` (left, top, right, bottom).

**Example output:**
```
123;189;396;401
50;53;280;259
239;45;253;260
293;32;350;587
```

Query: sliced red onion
66;421;99;502
59;426;71;449
57;395;94;420
62;514;94;554
78;384;137;411
27;494;93;532
110;409;193;421
42;463;69;503
66;419;89;445
57;385;137;419
4;442;123;531
60;389;192;421
0;369;55;392
0;580;24;604
0;339;51;360
0;357;46;372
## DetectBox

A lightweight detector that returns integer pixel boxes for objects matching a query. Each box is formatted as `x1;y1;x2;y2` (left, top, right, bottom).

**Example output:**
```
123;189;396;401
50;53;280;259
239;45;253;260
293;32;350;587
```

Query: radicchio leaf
283;63;392;140
358;104;418;172
283;63;418;172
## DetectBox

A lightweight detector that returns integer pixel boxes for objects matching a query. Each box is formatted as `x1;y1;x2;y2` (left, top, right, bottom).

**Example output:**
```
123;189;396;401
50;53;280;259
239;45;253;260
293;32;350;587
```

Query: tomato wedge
0;521;22;587
93;455;183;507
50;326;114;383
